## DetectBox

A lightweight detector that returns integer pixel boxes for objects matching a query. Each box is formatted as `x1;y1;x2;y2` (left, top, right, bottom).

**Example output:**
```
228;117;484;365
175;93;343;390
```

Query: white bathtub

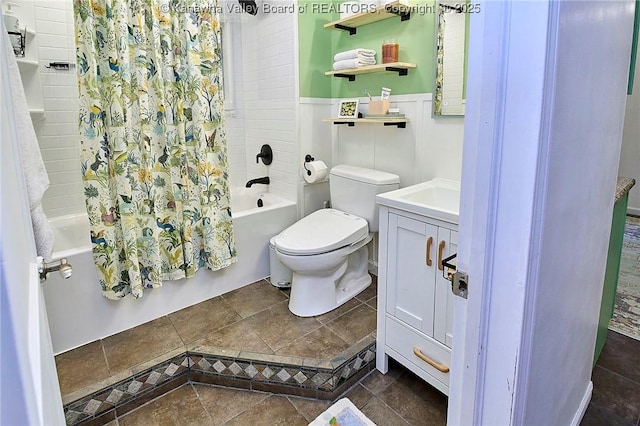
43;188;296;354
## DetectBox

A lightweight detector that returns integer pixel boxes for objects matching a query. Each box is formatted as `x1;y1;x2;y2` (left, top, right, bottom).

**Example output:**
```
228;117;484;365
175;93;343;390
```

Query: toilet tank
330;165;399;232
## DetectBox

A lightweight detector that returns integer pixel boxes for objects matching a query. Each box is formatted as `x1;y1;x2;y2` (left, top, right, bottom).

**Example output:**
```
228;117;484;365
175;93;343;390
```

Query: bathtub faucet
256;144;273;165
38;257;73;281
246;176;270;187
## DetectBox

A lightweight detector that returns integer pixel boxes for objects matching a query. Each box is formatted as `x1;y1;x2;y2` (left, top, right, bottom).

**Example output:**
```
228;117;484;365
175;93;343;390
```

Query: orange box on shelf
368;100;390;115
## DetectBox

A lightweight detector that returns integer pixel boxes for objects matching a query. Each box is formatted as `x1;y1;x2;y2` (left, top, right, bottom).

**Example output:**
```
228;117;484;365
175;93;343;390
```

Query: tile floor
55;276;639;425
581;330;640;426
102;358;447;426
55;278;378;403
96;330;639;426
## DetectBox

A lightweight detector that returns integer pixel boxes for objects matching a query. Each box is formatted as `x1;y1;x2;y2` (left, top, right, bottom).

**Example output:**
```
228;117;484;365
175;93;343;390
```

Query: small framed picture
337;99;359;118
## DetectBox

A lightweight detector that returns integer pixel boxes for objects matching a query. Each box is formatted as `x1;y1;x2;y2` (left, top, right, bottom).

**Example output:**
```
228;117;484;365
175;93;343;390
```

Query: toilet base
288;246;371;317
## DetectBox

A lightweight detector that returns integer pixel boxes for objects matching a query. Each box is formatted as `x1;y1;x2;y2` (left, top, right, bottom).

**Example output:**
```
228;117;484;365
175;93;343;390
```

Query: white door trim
1;24;65;424
449;0;552;423
450;0;634;424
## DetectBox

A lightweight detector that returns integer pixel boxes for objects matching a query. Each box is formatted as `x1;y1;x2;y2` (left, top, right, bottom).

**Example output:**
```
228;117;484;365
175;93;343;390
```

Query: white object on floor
309;398;376;426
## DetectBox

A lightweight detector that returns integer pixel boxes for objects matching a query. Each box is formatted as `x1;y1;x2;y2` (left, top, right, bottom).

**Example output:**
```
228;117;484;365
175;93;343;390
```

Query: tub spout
246;176;270;187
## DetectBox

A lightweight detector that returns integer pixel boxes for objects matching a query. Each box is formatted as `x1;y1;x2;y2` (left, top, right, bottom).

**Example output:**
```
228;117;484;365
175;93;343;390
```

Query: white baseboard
570;381;593;426
368;259;378;276
627;206;640;217
299;97;333;105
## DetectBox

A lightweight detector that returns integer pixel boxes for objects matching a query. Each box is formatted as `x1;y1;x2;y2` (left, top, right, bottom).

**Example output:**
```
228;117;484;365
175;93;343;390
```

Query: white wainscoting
299;94;464;195
297;94;465;268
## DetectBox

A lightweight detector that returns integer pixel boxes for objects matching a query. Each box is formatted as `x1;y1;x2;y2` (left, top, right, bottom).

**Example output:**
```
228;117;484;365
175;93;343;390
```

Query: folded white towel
341;53;376;63
333;58;376;71
334;48;376;62
3;30;54;258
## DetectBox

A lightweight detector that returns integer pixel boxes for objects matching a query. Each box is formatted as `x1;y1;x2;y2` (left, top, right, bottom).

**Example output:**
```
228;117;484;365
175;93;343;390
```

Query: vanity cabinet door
385;213;438;337
434;229;457;347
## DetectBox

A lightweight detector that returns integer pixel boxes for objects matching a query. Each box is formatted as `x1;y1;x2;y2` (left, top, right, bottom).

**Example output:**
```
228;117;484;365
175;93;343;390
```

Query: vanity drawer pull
426;237;433;266
437;240;446;271
413;347;450;373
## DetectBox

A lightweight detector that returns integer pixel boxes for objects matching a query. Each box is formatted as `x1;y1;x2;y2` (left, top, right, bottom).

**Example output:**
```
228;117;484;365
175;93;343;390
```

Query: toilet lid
274;209;369;255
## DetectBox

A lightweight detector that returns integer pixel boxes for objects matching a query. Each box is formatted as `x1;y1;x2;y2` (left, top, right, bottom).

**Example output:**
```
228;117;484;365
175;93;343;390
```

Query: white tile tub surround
223;20;248;190
29;0;84;218
43;189;296;354
240;6;298;202
30;0;300;217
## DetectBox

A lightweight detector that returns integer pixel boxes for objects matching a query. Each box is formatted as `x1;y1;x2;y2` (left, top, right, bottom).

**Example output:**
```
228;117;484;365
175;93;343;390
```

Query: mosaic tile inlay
63;354;190;425
63;343;376;425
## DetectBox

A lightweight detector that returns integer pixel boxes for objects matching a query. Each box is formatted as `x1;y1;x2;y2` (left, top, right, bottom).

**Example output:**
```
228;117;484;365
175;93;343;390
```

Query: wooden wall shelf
323;117;409;128
324;1;412;35
326;62;416;81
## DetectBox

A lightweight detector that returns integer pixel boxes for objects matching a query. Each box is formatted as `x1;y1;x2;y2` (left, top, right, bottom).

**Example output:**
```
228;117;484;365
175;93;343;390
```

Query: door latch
452;271;468;299
441;253;468;299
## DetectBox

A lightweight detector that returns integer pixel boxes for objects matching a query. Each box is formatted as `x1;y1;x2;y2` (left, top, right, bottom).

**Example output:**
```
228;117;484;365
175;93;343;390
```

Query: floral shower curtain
74;0;236;300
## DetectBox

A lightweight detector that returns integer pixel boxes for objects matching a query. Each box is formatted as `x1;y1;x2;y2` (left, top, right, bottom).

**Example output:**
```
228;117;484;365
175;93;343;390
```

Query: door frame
449;0;635;424
450;0;553;423
1;26;65;424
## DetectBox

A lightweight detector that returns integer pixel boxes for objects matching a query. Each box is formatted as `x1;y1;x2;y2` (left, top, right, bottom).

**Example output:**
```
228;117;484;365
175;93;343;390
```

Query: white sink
376;178;461;224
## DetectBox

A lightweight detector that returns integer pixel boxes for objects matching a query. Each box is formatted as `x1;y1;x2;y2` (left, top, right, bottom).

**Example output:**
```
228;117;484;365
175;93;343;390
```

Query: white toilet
274;165;400;317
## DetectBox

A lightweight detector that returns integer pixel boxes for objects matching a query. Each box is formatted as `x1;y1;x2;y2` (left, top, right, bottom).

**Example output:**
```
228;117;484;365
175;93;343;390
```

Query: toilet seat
274;209;368;256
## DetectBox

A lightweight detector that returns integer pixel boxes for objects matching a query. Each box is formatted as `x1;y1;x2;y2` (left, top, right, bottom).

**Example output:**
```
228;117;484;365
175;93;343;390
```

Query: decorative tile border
64;354;190;425
63;342;377;425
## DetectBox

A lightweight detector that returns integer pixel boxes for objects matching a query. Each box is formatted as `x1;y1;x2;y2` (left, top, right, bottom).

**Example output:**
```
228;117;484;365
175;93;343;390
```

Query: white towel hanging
3;30;54;258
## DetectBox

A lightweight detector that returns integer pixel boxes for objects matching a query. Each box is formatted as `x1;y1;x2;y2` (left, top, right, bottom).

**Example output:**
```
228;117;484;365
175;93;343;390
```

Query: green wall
628;0;639;94
594;194;629;364
298;1;436;99
298;1;337;98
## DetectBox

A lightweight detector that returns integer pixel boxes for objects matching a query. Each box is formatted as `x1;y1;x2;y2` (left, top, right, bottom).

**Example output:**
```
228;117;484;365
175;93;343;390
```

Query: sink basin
376;178;460;224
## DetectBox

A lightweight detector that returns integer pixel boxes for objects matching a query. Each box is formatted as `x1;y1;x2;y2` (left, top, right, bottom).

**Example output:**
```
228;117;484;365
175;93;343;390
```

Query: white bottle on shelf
4;2;22;55
7;0;45;123
3;2;20;30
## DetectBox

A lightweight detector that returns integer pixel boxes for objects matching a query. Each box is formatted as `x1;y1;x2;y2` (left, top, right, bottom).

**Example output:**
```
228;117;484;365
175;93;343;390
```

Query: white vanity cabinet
376;205;457;396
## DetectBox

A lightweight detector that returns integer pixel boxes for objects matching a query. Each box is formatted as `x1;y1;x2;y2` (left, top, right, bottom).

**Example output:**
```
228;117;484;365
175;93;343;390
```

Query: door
386;212;438;336
448;1;557;423
434;229;456;348
1;32;65;424
448;1;635;425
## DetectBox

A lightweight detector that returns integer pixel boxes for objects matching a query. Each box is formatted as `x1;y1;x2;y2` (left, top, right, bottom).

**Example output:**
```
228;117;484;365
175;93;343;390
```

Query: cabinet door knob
413;347;450;373
425;236;433;267
438;240;446;271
